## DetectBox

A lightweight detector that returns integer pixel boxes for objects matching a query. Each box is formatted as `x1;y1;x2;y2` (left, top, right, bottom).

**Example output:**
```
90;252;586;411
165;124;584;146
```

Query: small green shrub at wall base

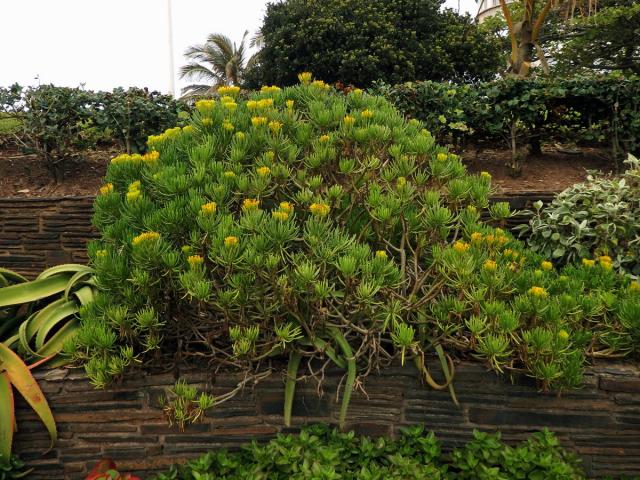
152;425;586;480
72;75;640;428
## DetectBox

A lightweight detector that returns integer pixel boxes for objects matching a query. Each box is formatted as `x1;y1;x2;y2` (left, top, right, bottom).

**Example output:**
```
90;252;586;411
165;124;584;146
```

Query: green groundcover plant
68;77;640;426
153;425;585;480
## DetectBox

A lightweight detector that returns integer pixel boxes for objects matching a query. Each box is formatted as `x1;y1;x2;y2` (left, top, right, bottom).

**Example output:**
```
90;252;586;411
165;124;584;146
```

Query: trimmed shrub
70;78;640;426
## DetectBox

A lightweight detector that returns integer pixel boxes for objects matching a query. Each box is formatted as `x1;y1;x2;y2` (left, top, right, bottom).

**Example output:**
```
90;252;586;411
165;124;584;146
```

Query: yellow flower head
164;127;182;139
280;201;293;213
224;236;239;248
598;255;612;266
265;151;275;161
257;98;274;109
251;116;268;127
396;176;406;187
223;171;236;178
132;231;160;246
128;181;141;191
219;95;234;104
352;88;363;96
558;329;569;341
309;202;331;217
470;232;483;243
223;101;238;111
201;202;217;215
187;255;204;267
142;151;160;164
311;79;329;90
257;166;271;177
319;134;330;143
242;198;261;211
375;250;387;259
182;125;194;135
222;121;235;132
268;120;282;134
99;183;114;195
453;241;470;253
111;153;132;164
202;118;213;127
246;100;258;110
235;131;246;141
217;85;240;97
528;286;549;298
541;261;553;271
436;153;448;162
480;171;492;179
582;258;595;267
630;281;640;293
483;259;497;272
260;85;282;94
195;99;215;112
343;115;355;126
272;211;289;221
286;100;295;109
96;249;108;258
126;190;141;202
360;109;374;119
298;72;313;84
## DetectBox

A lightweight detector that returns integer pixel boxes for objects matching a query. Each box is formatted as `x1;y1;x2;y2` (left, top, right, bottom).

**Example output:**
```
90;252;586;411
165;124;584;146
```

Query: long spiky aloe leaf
0;274;72;308
329;328;355;429
283;351;302;427
36;264;93;281
0;268;28;286
0;343;57;451
0;372;14;463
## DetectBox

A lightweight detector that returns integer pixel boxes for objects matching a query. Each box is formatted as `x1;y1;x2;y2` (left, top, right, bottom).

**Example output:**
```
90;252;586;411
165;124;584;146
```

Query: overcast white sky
0;0;477;96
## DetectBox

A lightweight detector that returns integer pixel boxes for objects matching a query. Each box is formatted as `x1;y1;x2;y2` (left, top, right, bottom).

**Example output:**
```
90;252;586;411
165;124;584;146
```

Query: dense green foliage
70;80;639;427
248;0;503;88
374;76;640;168
0;84;184;180
517;155;640;276
153;425;584;480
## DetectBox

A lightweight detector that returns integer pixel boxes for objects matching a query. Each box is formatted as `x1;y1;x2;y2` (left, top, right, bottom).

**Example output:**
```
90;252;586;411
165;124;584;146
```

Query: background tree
180;31;256;98
249;0;503;88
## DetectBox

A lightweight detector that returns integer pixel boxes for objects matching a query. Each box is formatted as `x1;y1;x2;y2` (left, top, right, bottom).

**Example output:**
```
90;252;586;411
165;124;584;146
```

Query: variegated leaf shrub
67;76;640;425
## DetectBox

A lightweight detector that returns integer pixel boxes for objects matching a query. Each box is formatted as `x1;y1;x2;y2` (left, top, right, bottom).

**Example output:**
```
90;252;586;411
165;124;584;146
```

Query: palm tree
180;31;254;98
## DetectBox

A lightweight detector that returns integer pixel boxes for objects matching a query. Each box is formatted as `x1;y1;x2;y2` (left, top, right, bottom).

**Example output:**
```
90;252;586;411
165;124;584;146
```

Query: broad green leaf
0;343;57;451
0;373;14;463
0;274;72;308
36;319;79;361
35;301;78;350
36;264;92;281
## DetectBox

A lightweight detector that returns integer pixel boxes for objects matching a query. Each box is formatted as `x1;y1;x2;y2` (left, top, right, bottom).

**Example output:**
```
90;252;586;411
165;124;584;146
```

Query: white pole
166;0;176;97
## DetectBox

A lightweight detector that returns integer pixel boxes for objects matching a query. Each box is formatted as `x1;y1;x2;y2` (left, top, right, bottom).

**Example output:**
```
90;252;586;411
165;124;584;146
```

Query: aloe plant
0;265;96;468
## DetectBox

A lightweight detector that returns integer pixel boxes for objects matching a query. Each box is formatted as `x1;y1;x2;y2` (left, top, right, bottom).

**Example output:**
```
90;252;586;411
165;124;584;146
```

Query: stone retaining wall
0;193;554;278
14;361;640;479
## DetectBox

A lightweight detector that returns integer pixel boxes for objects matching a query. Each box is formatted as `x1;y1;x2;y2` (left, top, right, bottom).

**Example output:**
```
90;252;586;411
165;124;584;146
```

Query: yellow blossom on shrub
257;166;271;177
343;115;355;126
599;255;612;263
223;101;238;111
235;131;246;140
217;85;240;97
298;72;313;84
111;153;132;164
630;281;640;293
483;259;497;271
397;176;406;187
252;116;268;127
280;201;293;213
187;255;204;267
223;171;236;178
319;134;330;143
309;202;330;217
352;88;363;96
375;250;387;259
222;121;234;132
361;109;374;119
195;99;215;112
142;150;160;163
528;286;548;298
257;98;274;109
311;80;329;90
132;231;160;246
260;85;281;94
202;118;213;127
558;329;569;340
126;190;141;202
268;121;282;134
582;258;595;267
453;241;470;253
286;100;294;109
436;153;448;162
182;125;194;135
246;100;258;110
272;211;289;221
96;249;108;258
242;198;260;211
99;183;114;195
541;261;553;271
224;236;239;247
201;202;217;215
128;181;141;191
470;232;483;243
265;151;275;161
480;171;492;179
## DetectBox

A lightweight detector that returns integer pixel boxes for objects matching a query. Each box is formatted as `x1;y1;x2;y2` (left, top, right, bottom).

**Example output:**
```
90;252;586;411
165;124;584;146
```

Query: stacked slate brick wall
14;361;640;479
0;193;554;278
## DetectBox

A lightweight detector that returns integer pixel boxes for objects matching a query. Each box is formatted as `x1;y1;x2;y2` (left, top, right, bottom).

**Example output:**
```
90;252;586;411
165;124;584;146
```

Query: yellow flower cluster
260;85;281;94
582;258;595;267
127;180;142;202
143;150;160;164
99;183;114;195
352;88;363;96
558;329;569;340
280;201;294;213
483;259;497;271
361;109;374;119
187;255;204;267
311;79;330;90
470;232;483;243
630;281;640;293
272;211;289;221
375;250;387;259
96;249;108;258
224;236;239;247
147;126;183;149
286;100;295;109
251;116;268;127
436;153;448;162
319;134;330;143
469;231;508;248
480;171;492;179
201;202;217;215
195;99;215;112
202;118;213;127
247;99;274;110
257;166;271;177
222;121;234;132
223;171;236;178
309;202;330;217
541;260;553;271
132;231;160;246
298;72;313;84
597;255;613;270
217;85;240;97
235;131;246;140
343;115;355;126
223;101;237;111
268;120;282;134
242;198;260;211
453;240;470;253
182;125;194;135
528;286;549;298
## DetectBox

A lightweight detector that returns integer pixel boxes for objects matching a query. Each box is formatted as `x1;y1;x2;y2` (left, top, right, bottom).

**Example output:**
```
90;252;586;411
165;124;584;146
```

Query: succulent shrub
517;155;640;276
69;76;640;423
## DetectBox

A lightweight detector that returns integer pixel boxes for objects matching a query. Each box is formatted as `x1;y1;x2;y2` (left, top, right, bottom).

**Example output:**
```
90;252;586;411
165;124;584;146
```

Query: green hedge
0;84;186;180
373;76;640;171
